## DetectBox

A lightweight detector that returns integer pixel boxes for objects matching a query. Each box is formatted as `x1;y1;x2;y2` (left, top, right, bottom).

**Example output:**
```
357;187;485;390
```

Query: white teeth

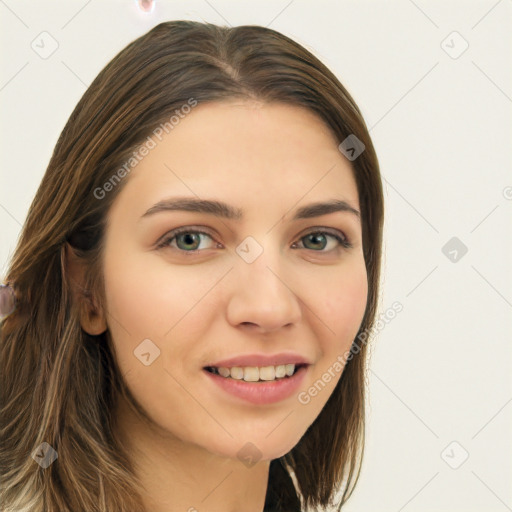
230;367;244;380
259;366;276;381
244;367;259;382
211;364;298;381
218;367;230;378
275;365;286;378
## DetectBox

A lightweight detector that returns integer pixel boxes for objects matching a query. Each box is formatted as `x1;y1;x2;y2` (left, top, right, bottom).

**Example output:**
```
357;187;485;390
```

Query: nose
225;250;302;334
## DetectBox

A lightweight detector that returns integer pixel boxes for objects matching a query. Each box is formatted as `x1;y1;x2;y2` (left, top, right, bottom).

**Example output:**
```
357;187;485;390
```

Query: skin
74;100;368;512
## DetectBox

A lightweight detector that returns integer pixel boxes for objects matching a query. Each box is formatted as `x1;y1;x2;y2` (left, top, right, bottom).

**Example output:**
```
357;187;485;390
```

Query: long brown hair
0;21;384;511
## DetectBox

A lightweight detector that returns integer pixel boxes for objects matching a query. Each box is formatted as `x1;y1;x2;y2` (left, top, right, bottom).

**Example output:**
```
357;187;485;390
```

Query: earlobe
80;302;108;335
64;242;107;336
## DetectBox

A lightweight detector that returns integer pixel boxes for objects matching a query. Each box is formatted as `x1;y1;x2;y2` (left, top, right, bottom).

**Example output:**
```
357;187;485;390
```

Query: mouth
202;363;310;405
203;363;307;382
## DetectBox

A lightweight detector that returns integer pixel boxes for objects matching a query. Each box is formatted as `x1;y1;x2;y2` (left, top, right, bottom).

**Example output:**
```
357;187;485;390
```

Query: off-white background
1;1;511;511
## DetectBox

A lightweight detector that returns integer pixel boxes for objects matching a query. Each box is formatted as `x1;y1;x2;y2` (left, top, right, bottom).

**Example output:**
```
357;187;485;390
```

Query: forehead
111;100;360;220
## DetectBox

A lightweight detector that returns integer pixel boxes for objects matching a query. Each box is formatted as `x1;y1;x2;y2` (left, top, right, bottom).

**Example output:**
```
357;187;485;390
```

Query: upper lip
205;352;311;368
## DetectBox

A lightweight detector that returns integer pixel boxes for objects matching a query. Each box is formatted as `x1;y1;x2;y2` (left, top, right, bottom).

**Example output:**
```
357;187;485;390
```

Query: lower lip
203;365;309;405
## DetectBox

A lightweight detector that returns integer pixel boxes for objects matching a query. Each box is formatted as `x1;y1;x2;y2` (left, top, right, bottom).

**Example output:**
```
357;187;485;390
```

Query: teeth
259;366;275;381
218;367;230;378
275;365;286;378
212;364;298;382
285;364;295;377
230;367;244;380
244;367;259;382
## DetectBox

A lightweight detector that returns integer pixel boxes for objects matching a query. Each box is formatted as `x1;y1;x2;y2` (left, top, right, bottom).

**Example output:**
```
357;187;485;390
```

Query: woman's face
101;100;368;461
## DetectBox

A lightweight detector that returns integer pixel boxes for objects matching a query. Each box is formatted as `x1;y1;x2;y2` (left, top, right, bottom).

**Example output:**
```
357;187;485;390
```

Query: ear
64;242;107;335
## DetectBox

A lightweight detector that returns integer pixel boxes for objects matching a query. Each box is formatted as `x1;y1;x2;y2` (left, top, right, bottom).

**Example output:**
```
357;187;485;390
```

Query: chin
200;430;303;464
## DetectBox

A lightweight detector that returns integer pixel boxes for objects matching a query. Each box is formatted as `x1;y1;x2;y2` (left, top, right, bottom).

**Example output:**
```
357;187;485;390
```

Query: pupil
178;233;199;250
306;233;326;250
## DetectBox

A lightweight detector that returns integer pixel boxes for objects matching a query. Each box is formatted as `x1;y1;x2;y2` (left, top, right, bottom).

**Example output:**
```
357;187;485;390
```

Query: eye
157;227;218;253
292;229;352;252
156;226;353;255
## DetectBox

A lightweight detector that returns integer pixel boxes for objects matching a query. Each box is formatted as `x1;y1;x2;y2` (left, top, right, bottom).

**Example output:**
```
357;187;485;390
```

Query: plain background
1;1;511;511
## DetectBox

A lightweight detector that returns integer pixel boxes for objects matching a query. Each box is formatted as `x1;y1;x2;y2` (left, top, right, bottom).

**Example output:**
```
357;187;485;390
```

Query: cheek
101;250;223;385
103;261;162;343
314;262;368;350
102;251;208;342
295;263;368;421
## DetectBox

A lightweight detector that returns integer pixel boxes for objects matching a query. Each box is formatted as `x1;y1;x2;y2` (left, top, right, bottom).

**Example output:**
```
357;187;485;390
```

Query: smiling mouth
204;363;306;382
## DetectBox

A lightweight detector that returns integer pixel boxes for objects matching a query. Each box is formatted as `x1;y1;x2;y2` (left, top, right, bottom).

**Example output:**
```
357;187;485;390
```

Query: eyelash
156;226;353;255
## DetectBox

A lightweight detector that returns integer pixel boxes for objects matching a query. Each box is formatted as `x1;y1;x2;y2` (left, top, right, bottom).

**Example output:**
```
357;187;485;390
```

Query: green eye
296;230;352;252
158;229;216;252
157;227;352;254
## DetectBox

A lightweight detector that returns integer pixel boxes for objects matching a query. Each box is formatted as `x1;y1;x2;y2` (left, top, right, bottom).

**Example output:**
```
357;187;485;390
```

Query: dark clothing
263;459;302;512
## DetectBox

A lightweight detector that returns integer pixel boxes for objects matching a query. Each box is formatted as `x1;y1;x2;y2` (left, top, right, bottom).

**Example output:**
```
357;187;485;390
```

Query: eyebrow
140;197;360;222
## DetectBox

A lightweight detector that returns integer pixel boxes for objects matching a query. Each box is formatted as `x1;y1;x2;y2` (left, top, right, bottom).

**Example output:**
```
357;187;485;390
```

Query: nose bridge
226;236;302;330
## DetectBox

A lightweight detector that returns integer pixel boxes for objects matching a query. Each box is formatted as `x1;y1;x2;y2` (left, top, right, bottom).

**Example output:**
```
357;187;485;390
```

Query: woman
0;20;384;512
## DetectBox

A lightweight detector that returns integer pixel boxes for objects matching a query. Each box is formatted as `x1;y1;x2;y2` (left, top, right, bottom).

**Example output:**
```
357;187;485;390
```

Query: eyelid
156;225;352;252
155;225;216;250
295;226;352;250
